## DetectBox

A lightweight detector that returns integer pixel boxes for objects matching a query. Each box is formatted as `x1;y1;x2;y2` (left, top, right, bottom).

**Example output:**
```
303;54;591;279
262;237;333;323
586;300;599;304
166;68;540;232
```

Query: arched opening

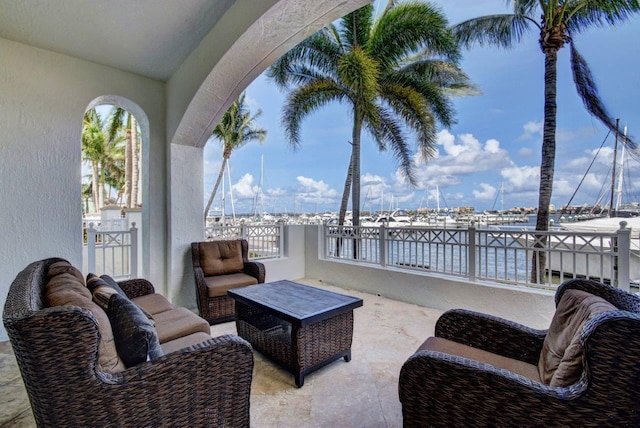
82;95;150;278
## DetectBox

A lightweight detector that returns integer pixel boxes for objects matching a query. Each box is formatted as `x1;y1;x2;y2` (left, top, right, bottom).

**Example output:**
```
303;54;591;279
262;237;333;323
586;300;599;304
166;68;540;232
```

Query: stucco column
167;143;204;308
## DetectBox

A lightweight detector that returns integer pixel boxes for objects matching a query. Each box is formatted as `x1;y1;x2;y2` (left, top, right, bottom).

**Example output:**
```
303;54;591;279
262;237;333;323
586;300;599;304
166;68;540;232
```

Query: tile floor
0;280;443;427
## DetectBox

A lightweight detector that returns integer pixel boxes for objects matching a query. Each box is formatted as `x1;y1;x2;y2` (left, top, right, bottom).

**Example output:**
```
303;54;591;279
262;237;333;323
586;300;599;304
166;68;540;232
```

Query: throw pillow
90;274;155;324
104;293;164;367
538;289;616;386
99;274;127;296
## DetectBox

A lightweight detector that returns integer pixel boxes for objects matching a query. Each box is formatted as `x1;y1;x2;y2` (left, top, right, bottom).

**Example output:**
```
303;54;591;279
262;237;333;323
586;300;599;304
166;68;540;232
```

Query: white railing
323;222;633;291
85;222;138;279
204;224;284;260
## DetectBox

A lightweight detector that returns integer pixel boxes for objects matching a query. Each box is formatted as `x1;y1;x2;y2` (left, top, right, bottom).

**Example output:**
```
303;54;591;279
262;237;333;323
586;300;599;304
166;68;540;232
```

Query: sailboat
551;124;640;283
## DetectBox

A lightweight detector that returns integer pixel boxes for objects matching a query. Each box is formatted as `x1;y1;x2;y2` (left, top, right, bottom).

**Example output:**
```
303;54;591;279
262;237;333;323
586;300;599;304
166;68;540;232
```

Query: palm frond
268;28;342;89
282;80;347;148
451;14;538;49
340;4;374;48
566;0;640;33
370;1;459;70
570;42;636;149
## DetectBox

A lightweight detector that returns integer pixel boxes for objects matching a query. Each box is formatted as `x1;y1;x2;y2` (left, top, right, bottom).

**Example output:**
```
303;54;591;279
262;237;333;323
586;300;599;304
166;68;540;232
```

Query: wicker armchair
3;258;254;427
191;239;265;324
399;279;640;427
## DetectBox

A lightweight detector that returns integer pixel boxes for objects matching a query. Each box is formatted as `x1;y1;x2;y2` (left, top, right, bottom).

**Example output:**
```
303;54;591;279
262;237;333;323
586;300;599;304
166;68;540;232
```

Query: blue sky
203;0;640;215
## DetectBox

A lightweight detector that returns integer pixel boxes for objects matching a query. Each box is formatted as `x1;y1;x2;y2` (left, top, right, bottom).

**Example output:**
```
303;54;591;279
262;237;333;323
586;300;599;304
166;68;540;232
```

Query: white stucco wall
0;38;166;341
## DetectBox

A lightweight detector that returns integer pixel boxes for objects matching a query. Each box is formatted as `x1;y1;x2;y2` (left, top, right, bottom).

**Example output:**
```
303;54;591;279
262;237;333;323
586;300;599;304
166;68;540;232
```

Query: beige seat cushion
205;273;259;297
131;293;175;315
199;240;244;276
45;265;125;373
153;307;210;343
538;289;616;386
419;336;541;382
161;332;212;355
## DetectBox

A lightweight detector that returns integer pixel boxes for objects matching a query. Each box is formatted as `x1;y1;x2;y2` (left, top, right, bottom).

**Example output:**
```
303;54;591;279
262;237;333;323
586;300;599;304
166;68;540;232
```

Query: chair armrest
99;334;254;427
117;278;155;299
435;309;546;364
243;261;265;283
399;350;585;427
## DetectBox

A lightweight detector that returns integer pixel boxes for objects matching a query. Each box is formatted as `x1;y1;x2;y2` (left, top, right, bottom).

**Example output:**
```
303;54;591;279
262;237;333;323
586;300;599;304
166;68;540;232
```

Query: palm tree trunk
204;157;228;222
532;50;558;283
352;113;362;228
351;111;363;259
130;116;139;208
91;163;100;213
125;118;133;208
338;150;353;226
337;152;354;258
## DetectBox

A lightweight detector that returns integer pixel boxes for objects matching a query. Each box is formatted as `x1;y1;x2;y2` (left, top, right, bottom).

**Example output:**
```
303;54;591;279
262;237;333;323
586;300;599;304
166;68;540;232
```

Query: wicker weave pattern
117;278;155;298
399;279;640;427
235;302;354;385
191;240;265;324
3;258;254;428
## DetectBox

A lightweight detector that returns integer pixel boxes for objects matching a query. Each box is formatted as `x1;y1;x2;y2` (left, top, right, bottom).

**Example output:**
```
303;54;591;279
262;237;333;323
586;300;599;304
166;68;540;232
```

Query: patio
1;280;444;428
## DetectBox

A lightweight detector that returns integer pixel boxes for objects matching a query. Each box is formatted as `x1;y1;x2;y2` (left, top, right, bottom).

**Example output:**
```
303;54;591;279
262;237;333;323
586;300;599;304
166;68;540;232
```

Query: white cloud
518;147;534;157
232;173;259;199
411;130;512;188
501;165;539;190
472;183;497;200
295;176;339;204
518;120;543;140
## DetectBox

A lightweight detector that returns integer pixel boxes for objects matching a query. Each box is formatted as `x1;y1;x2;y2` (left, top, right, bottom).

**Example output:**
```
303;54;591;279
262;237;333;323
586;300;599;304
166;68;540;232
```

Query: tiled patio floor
0;280;443;427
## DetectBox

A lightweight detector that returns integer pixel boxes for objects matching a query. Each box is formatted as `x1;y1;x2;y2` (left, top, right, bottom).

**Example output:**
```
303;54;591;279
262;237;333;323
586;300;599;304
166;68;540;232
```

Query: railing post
468;223;477;282
130;222;138;278
319;224;326;259
279;224;285;258
379;224;386;267
616;221;630;292
241;223;246;240
87;222;97;274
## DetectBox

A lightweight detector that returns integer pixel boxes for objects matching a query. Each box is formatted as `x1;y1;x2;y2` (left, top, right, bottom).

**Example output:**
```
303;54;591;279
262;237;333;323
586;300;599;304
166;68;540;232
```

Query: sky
203;0;640;216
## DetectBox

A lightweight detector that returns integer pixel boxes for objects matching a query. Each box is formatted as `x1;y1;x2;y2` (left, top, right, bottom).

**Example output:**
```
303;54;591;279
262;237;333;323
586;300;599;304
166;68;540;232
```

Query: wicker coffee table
228;280;363;387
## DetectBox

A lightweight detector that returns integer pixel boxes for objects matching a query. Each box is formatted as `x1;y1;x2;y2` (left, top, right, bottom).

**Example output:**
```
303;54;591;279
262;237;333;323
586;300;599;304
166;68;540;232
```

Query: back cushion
45;263;125;373
199;240;244;276
538;289;616;386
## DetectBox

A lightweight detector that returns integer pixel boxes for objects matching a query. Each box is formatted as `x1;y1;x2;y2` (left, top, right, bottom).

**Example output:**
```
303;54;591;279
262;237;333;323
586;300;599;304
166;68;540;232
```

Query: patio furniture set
4;238;640;426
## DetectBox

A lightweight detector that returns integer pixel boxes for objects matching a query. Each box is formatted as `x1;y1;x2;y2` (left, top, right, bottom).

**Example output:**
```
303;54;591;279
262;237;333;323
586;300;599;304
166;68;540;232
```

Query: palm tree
452;0;640;282
204;92;267;221
108;107;140;208
268;1;474;228
82;108;125;212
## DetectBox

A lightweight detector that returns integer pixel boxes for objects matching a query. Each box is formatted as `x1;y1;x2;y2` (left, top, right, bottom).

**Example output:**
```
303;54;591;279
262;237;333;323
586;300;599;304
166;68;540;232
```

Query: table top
228;280;363;326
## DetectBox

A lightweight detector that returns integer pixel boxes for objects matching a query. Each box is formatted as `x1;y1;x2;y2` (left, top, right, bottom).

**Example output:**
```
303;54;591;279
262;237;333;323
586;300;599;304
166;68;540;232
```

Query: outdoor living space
1;280;450;427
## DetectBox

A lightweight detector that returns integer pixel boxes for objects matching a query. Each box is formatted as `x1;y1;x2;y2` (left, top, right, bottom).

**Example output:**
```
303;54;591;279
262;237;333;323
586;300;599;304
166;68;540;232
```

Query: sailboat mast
615;126;628;212
609;119;620;217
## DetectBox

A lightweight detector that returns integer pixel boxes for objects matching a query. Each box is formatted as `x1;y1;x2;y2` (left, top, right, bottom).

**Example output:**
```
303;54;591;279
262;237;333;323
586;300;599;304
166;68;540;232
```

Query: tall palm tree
452;0;640;282
204;92;267;221
108;107;140;208
82;109;125;212
269;1;474;228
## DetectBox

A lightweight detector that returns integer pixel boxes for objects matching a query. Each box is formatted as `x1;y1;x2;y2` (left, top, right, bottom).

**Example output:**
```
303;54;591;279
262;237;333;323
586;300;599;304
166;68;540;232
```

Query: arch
170;0;370;149
84;95;151;277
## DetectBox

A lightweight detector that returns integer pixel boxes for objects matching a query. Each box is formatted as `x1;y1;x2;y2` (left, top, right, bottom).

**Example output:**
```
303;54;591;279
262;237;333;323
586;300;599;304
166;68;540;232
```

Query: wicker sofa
399;279;640;427
191;239;265;324
3;257;254;427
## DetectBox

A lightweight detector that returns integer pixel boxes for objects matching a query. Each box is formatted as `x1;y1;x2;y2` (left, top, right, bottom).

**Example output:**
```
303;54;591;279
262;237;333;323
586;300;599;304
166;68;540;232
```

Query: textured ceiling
0;0;236;81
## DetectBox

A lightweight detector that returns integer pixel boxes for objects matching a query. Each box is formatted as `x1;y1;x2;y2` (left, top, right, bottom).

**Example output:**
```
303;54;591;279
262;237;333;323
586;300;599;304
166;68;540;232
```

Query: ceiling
0;0;237;81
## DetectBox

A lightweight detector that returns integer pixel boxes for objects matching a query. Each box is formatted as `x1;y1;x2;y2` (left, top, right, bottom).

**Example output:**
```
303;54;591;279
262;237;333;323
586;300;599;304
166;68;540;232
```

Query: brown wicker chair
3;258;254;427
191;239;265;324
399;279;640;427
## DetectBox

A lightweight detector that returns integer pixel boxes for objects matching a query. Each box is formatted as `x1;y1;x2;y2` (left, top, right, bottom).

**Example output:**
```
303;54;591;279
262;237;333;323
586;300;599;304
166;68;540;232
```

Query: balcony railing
85;222;138;279
323;222;633;291
204;224;284;260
